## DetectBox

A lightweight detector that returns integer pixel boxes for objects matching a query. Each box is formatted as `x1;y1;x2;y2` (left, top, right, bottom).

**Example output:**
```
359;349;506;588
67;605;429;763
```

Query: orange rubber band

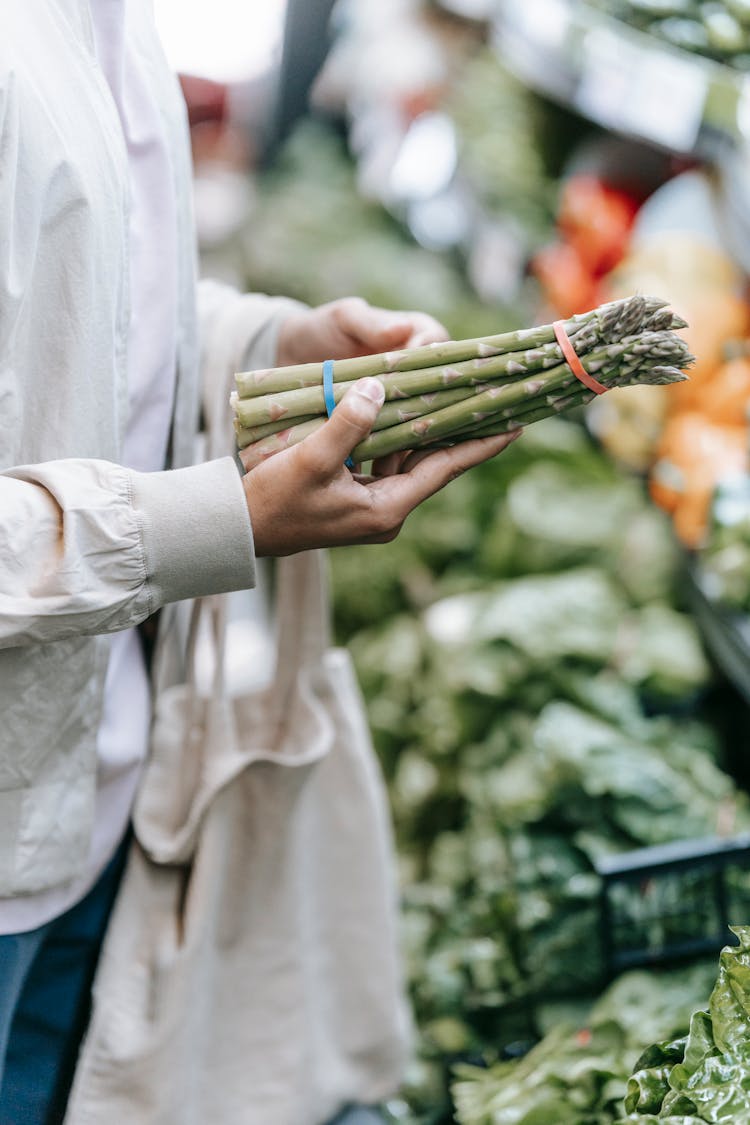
553;320;608;396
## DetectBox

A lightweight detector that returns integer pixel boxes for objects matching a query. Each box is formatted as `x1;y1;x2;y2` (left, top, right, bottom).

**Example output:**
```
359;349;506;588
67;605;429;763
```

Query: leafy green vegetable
621;928;750;1122
452;963;716;1125
337;421;747;1122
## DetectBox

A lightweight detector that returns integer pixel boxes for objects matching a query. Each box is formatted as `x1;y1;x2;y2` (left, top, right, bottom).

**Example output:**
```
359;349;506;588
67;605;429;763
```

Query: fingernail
355;377;385;405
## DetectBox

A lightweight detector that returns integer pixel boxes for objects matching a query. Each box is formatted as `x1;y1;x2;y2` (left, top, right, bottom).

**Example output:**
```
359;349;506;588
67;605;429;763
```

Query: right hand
240;377;522;557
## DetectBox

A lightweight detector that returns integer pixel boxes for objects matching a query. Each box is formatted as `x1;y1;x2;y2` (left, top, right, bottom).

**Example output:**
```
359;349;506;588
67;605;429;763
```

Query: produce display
451;927;750;1124
233;296;691;466
443;48;558;252
620;927;750;1122
558;176;750;546
527;150;750;540
331;421;750;1124
649;408;749;548
586;0;750;67
221;8;750;1120
631;248;750;545
451;962;717;1124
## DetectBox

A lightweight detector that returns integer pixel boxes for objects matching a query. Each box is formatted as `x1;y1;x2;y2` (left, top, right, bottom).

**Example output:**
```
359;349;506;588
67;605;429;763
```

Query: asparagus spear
234;295;675;400
441;365;688;445
233;343;579;430
350;344;688;462
238;331;690;466
234;296;692;468
234;384;495;446
233;305;686;433
233;311;594;398
234;413;320;447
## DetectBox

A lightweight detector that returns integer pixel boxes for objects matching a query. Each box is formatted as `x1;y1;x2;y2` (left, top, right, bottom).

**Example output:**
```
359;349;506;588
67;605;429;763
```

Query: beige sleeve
0;454;258;648
197;278;307;457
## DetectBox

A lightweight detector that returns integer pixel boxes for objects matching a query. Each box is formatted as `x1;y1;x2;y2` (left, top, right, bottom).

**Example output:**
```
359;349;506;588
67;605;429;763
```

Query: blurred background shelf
494;0;750;159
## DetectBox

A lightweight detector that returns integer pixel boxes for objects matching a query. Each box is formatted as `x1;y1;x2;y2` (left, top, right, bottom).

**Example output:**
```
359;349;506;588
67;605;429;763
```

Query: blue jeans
0;841;128;1125
0;843;384;1125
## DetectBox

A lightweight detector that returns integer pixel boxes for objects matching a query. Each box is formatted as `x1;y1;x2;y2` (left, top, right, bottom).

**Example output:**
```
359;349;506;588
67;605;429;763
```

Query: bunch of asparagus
232;295;692;467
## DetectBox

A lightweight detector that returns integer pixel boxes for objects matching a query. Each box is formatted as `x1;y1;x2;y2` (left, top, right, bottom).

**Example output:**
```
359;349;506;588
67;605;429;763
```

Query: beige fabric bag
64;547;411;1125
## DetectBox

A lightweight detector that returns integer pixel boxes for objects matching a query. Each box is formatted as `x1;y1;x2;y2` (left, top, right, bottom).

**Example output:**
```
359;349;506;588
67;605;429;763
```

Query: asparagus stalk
349;336;689;462
233;306;687;433
234;413;319;446
239;330;690;467
233;296;693;468
234;294;676;400
234;384;496;447
442;365;689;445
233;306;621;399
232;343;568;430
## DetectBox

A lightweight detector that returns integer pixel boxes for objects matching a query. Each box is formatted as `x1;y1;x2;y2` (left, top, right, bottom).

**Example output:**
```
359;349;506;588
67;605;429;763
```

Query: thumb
306;377;385;474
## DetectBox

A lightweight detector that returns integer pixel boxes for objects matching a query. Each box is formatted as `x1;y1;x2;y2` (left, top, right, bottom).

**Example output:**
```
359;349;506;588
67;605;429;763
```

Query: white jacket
0;0;297;896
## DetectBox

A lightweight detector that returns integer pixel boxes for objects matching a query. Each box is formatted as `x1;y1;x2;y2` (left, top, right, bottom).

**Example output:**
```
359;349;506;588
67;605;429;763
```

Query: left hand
275;296;449;368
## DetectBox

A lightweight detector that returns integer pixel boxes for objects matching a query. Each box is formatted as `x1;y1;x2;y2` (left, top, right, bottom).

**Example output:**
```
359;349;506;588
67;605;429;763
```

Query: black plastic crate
597;833;750;979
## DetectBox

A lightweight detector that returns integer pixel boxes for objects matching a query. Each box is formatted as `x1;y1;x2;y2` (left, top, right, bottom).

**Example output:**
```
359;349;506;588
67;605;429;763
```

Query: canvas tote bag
64;547;412;1125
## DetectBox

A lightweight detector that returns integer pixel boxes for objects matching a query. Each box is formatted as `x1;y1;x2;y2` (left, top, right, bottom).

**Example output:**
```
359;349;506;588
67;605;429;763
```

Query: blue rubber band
323;359;354;469
322;359;337;418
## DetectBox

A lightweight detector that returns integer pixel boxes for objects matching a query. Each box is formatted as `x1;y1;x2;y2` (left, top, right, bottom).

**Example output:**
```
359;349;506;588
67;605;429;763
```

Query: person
0;1;520;1122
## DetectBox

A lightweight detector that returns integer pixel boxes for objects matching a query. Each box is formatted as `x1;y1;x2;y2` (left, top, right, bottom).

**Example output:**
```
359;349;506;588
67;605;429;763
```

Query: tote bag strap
178;291;254;705
188;303;335;713
202;296;334;706
266;549;332;715
184;549;331;701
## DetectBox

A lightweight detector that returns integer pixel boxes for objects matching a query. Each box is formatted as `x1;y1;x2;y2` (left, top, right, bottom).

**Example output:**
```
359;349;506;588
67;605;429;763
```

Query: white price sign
577;27;708;153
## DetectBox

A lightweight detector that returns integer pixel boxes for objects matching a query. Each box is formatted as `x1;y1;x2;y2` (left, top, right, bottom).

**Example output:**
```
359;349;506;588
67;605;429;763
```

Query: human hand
274;296;449;367
240;377;522;557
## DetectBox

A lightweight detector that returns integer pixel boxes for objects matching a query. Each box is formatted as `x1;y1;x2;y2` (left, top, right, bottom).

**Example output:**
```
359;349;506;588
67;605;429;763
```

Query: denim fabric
0;925;48;1080
0;842;127;1125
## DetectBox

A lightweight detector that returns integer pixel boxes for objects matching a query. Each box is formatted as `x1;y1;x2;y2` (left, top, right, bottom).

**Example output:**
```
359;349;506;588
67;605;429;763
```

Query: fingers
333;297;452;352
297;377;385;477
240;413;521;557
371;450;411;478
333;298;412;351
374;429;523;515
408;331;446;347
403;317;451;348
278;297;451;367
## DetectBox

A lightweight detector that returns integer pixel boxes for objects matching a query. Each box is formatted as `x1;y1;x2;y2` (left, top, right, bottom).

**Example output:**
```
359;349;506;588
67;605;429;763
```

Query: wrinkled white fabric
0;0;300;898
0;0;180;932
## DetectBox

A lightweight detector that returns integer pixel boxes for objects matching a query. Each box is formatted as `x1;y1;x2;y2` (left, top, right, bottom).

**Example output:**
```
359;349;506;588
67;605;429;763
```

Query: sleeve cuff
129;457;255;609
235;294;308;374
